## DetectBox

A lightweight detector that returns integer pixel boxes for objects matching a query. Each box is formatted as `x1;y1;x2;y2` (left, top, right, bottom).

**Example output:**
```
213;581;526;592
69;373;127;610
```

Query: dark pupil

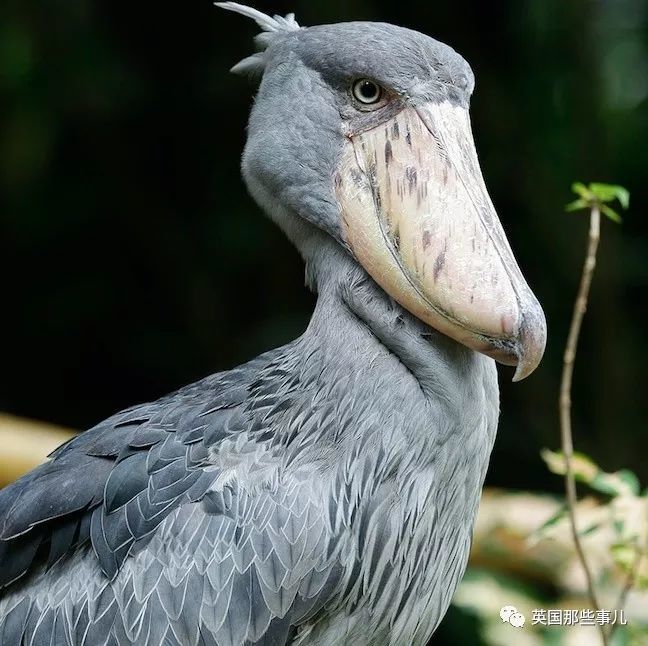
359;81;377;100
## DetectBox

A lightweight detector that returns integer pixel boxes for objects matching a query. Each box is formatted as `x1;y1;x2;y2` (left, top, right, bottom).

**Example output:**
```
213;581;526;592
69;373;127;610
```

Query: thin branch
559;204;607;645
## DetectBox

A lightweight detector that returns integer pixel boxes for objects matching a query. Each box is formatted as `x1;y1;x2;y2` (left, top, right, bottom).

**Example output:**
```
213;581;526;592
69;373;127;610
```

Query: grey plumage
0;4;540;645
0;249;497;645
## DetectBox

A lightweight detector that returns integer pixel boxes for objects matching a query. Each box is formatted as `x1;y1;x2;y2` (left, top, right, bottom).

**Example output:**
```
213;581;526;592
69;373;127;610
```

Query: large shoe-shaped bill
336;101;546;381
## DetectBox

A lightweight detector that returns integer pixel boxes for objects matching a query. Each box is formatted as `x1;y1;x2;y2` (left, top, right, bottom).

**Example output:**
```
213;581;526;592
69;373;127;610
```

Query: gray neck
274;234;500;642
301;233;498;425
243;147;497;407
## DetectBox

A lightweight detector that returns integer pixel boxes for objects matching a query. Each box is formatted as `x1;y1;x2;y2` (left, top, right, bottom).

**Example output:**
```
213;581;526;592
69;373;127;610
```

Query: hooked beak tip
512;361;531;383
511;310;547;382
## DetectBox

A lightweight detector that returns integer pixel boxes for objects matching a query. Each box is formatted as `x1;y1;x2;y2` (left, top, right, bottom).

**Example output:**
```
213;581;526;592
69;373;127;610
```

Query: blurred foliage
566;182;630;223
538;450;647;588
0;0;646;643
451;458;648;645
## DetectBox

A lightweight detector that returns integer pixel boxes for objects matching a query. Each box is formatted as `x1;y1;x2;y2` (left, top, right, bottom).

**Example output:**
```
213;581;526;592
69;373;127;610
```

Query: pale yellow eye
352;79;383;105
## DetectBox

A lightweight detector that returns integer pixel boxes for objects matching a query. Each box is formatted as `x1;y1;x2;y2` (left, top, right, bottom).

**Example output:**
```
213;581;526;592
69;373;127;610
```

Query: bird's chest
286;343;499;644
297;433;490;646
314;400;496;645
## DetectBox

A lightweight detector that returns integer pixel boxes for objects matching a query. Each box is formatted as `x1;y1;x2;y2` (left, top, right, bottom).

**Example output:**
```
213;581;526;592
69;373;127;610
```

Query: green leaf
590;472;622;495
540;448;564;474
540;450;642;497
613;519;625;535
611;543;637;569
541;448;600;483
589;183;620;202
617;469;641;495
617;187;631;209
588;468;641;497
536;505;568;533
566;182;630;217
571;182;590;198
589;183;630;208
600;203;623;224
579;522;602;537
565;198;588;212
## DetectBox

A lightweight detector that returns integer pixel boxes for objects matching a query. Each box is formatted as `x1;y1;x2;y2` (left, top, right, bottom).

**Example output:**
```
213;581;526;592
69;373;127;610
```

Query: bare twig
559;204;608;644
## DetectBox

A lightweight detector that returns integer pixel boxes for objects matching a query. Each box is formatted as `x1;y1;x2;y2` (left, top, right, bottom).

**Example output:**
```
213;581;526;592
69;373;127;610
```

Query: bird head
218;3;546;381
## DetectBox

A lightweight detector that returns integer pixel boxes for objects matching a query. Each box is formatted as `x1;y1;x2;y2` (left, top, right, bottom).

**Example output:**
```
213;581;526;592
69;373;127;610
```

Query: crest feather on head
215;2;301;76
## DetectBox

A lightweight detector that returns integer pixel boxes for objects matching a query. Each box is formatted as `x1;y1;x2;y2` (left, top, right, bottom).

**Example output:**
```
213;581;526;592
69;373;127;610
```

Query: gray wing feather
0;348;344;645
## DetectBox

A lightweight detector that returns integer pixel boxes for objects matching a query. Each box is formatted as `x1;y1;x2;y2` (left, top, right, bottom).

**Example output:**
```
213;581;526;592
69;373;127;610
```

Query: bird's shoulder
0;344;307;589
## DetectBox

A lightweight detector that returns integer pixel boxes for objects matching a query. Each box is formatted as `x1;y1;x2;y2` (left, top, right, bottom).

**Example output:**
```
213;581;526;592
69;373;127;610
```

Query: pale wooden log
0;414;75;487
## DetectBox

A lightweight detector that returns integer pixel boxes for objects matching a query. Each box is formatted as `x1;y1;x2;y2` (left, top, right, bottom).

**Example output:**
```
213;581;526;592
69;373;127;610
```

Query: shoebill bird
0;4;546;645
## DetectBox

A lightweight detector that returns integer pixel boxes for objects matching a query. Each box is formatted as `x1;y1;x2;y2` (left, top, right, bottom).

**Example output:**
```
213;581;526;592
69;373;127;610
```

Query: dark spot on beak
392;121;400;139
391;227;401;251
385;140;393;166
433;242;447;281
422;230;431;250
350;168;364;187
405;166;418;195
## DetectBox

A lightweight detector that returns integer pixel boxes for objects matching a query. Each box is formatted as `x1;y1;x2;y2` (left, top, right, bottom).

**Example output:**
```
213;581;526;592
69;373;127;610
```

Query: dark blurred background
0;0;646;638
